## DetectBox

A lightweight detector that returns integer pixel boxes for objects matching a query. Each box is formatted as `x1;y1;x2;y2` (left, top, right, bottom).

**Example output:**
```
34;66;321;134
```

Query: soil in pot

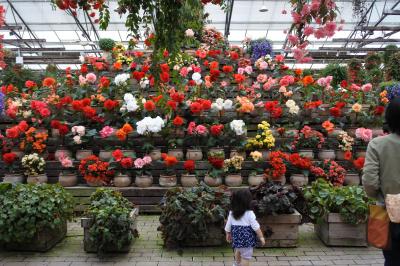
2;173;24;184
186;149;203;161
204;176;223;187
27;174;48;184
225;174;243;187
159;175;177;187
180;174;198;187
135;175;153;188
248;175;265;186
114;174;132;187
58;173;78;187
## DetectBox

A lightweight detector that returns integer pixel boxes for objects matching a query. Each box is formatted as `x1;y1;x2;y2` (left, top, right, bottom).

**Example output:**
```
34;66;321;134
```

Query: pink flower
288;34;299;45
143;156;152;164
275;54;284;63
259;61;268;70
86;73;97;84
180;67;188;77
350;83;361;91
220;81;228;87
60;157;73;168
304;26;314;36
187;121;196;135
362;83;372;92
257;74;268;83
279;86;287;93
355;128;373;142
301;4;311;16
79;75;87;85
311;1;320;11
100;126;115;138
293;48;304;61
244;66;253;74
195;125;208;136
300;57;313;63
134;158;145;168
291;12;302;24
314;28;326;39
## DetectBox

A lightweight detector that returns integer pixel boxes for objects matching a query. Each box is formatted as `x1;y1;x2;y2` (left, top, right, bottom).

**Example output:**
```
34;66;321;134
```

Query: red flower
120;157;133;169
2;85;16;94
335;102;346;109
144;100;156;111
173;116;184;126
170;92;184;103
39;108;51;118
200;99;211;110
340;80;348;88
353;157;365;170
234;74;245;83
133;71;145;81
3;152;17;165
72;100;84;111
163;154;178;167
160;63;170;73
160;72;170;83
82;98;91;106
42;77;56;87
81;64;88;74
167;100;177;110
112;149;124;162
190;102;202;113
222;65;233;73
230;51;239;60
99;76;110;88
17;121;29;132
271;107;283;119
6;127;19;139
51;120;61;129
60;96;73;106
374;106;385;116
329;107;342;117
210;124;224;136
104;99;119;111
163;49;169;58
58;124;69;136
209;61;219;69
142;64;150;73
83;106;96;118
184;160;195;173
208;157;224;169
264;101;278;112
25;80;36;89
344;151;352;161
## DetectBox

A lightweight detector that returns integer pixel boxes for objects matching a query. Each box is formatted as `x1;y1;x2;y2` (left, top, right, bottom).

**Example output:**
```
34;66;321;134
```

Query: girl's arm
255;228;265;246
224;212;232;243
249;211;266;246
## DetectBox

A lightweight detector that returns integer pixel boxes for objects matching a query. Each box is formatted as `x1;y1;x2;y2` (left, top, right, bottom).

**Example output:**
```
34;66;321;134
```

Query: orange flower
163;154;178;167
122;123;133;134
236;96;254;113
113;61;122;70
322;120;334;134
302;75;314;86
294;69;302;76
115;129;127;141
42;77;56;87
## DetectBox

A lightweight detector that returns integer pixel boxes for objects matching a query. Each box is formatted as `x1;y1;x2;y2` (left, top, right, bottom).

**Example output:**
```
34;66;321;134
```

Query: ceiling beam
0;25;22;30
333;38;400;42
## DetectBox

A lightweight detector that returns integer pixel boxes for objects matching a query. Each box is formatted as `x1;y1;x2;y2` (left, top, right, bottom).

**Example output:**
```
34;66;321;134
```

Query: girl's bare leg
234;249;242;265
241;259;250;266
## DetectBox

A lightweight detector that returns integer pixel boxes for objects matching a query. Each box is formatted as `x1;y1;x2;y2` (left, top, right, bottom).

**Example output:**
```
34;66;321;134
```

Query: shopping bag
368;205;391;249
386;194;400;223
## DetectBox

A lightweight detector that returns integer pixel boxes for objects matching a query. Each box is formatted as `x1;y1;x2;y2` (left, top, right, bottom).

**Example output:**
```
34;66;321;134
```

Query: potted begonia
345;157;365;186
227;119;247;158
310;159;347;186
265;151;287;185
286;153;312;187
114;123;135;155
19;126;49;156
245;121;275;160
223;155;244;187
248;151;266;186
181;160;198;187
136;116;165;161
292;126;325;159
22;153;47;184
110;149;135;187
354;127;373;158
98;38;115;62
159;153;178;187
2;152;23;184
207;123;225;154
67;125;97;160
185;121;208;161
79;155;114;187
336;131;354;160
98;126;116;161
57;152;77;187
205;150;225;187
133;155;153;187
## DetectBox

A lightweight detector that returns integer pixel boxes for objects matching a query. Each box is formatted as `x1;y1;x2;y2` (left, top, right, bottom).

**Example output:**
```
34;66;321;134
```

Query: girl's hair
231;189;253;220
385;97;400;135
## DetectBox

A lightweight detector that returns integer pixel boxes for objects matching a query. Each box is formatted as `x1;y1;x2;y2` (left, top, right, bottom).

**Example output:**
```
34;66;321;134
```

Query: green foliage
0;64;40;89
303;179;370;225
320;64;348;87
251;181;297;216
98;38;116;51
0;184;74;243
383;44;398;65
86;188;137;253
159;184;230;248
388;51;400;81
365;53;382;70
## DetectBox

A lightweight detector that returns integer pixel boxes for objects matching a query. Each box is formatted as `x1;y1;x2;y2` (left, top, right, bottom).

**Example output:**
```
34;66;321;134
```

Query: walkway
0;216;384;266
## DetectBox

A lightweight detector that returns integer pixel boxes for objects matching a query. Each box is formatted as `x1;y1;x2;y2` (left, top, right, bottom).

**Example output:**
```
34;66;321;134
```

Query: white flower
140;77;149;89
23;110;32;118
76;126;85;136
230;120;246;136
286;100;299;114
192;72;201;81
211;103;222;111
126;99;139;112
136;116;165;135
79;55;85;63
223;99;233;110
124;93;134;102
114;73;130;86
285;100;296;108
142;98;147;104
185;29;195;37
73;135;82;144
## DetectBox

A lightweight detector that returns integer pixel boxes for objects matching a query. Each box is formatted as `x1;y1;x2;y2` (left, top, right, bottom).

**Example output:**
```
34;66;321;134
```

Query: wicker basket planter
81;208;139;253
182;223;225;247
314;213;367;247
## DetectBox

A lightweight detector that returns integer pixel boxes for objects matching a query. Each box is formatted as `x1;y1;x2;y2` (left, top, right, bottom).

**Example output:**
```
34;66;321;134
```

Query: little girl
225;189;265;266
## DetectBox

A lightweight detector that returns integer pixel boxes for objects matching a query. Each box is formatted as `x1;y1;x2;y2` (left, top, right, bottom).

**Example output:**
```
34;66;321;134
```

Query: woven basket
385;194;400;223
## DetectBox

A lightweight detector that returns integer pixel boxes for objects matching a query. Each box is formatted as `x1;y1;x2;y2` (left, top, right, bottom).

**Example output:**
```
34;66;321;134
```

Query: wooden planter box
81;208;139;253
182;223;225;247
314;213;367;247
257;210;302;247
5;220;67;252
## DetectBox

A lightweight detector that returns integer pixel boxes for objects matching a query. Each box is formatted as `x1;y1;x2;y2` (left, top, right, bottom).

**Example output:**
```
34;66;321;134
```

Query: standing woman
363;97;400;266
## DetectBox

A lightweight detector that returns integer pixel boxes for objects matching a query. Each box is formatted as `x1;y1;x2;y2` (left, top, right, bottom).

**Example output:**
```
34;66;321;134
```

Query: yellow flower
352;103;362;113
250;151;262;162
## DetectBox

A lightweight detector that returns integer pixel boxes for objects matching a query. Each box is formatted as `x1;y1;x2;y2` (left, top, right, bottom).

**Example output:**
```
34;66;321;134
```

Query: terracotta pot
335;150;347;161
290;174;308;187
248;175;265;186
181;174;198;187
51;128;60;138
269;175;286;185
135;175;153;188
98;150;113;161
204;176;223;187
86;180;103;187
298;149;314;159
114;174;132;187
76;150;93;161
261;150;270;160
229;149;246;159
2;173;24;184
55;149;72;161
372;128;384;137
209;148;224;154
318;149;336;160
58;173;78;187
27;174;48;184
149;149;162;161
186;149;203;161
159;175;177;187
344;173;360;186
356;150;367;158
168;148;184;161
225;174;243;187
346;127;357;137
11;149;24;160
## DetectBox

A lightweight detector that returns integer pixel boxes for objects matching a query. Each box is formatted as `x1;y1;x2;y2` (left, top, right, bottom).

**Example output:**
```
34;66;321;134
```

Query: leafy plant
86;189;138;253
388;51;400;81
251;181;297;216
0;184;74;243
98;38;116;51
303;179;370;225
158;184;230;248
0;64;40;89
383;44;398;65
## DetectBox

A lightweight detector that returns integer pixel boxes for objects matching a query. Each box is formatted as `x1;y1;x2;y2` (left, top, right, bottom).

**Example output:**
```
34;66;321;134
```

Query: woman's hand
259;237;266;246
